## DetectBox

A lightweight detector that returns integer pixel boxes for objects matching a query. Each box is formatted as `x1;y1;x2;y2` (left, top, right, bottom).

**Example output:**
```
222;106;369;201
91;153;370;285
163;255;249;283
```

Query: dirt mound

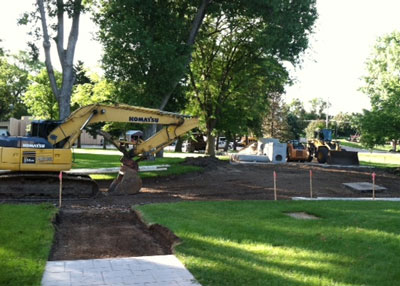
385;167;400;176
49;208;179;261
182;156;227;169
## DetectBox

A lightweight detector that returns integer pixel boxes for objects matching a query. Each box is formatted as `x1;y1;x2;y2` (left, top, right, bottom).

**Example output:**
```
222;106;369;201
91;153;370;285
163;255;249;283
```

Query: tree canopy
359;31;400;149
185;1;316;155
95;0;317;109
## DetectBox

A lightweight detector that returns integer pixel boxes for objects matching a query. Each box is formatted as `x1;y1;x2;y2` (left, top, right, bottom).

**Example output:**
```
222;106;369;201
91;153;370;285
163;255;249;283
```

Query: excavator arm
47;104;198;157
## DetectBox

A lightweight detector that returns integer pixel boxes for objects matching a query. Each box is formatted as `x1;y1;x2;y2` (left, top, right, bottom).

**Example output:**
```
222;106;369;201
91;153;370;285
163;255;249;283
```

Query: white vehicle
217;137;233;149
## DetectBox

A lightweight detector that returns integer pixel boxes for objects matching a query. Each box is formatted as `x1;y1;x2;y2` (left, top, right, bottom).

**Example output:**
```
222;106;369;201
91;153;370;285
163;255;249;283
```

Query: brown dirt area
49;208;179;261
51;158;400;260
68;158;400;208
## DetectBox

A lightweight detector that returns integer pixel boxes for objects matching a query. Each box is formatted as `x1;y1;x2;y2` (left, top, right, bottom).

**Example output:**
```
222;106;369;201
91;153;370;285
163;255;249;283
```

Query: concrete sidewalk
41;255;201;286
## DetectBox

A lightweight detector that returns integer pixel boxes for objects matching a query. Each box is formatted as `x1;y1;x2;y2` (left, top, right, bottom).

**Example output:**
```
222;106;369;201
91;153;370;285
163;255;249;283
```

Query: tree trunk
223;141;229;152
103;137;107;150
392;139;397;152
224;132;233;152
58;87;72;120
158;0;210;110
205;118;217;157
175;137;183;152
37;0;82;120
77;134;81;148
206;133;216;157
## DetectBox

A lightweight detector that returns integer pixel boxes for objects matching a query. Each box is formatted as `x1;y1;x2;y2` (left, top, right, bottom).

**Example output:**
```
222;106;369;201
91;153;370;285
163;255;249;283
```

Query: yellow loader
308;129;359;165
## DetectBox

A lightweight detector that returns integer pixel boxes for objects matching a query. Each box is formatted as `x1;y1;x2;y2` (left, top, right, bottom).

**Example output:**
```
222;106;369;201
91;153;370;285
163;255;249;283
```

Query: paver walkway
41;255;201;286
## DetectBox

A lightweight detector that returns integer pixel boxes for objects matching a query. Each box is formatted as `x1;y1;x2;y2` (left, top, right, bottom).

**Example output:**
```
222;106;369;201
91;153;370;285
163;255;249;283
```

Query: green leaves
95;0;192;108
359;31;400;148
0;55;30;120
23;69;60;120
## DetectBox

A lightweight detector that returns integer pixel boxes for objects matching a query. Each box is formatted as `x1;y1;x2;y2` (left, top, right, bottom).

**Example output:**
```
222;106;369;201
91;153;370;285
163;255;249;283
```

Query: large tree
186;2;316;155
20;0;88;120
95;0;210;110
96;0;317;112
359;31;400;150
263;93;293;141
186;12;291;154
286;98;309;139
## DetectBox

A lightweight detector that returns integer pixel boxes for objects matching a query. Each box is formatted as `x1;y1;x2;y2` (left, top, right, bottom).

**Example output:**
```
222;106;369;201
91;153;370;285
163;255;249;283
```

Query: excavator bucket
108;165;142;195
328;150;359;165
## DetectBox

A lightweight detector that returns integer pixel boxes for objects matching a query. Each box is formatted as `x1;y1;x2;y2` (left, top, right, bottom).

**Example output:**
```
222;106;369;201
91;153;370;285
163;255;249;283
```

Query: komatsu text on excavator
0;104;198;198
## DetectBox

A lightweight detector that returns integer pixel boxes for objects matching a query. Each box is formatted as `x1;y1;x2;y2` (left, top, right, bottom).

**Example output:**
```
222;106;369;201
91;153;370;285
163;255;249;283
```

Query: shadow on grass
139;201;400;286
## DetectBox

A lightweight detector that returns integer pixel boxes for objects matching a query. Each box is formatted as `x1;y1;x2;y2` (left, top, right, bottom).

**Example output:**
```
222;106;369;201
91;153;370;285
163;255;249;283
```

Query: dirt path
50;208;179;261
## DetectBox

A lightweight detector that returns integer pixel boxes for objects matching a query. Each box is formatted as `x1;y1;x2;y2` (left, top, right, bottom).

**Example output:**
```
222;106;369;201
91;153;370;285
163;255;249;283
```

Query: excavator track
0;172;98;199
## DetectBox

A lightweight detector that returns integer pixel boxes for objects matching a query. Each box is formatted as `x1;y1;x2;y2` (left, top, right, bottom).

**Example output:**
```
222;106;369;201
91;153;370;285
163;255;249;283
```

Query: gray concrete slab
343;182;387;192
292;197;400;201
67;165;170;175
42;255;201;286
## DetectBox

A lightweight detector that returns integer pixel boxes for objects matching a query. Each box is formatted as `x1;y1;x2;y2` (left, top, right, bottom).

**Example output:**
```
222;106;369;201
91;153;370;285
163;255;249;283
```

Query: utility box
231;138;287;164
256;138;279;155
263;142;287;163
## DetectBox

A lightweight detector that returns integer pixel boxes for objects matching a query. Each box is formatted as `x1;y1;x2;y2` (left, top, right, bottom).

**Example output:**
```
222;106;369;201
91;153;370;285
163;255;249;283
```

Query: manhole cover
286;212;319;220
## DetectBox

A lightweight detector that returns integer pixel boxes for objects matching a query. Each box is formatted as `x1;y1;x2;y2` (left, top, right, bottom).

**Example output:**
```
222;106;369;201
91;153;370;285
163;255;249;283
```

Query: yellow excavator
0;104;198;198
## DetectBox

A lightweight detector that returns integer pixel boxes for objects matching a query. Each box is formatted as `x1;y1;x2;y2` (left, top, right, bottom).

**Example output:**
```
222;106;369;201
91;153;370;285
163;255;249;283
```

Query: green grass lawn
72;152;203;179
339;140;393;152
138;201;400;286
360;161;400;168
0;204;56;286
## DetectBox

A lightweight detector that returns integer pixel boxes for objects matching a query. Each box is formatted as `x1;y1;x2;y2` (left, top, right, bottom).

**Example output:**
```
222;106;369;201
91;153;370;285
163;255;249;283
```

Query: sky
285;0;400;115
1;1;400;115
0;1;102;70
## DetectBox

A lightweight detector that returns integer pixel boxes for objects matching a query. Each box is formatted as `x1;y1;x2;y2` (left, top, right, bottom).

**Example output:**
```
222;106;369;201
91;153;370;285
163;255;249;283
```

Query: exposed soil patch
49;208;179;261
286;212;320;220
70;159;400;208
181;156;226;170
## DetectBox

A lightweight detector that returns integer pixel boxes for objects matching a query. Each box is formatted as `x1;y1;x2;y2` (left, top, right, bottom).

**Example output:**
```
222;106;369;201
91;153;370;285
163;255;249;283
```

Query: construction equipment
308;129;359;165
231;138;287;163
287;140;312;162
0;104;198;198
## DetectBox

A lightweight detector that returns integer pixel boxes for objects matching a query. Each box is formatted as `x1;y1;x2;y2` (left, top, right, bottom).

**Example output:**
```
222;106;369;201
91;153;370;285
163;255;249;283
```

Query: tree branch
159;0;211;110
65;0;81;68
56;0;65;70
37;0;60;100
188;66;205;110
